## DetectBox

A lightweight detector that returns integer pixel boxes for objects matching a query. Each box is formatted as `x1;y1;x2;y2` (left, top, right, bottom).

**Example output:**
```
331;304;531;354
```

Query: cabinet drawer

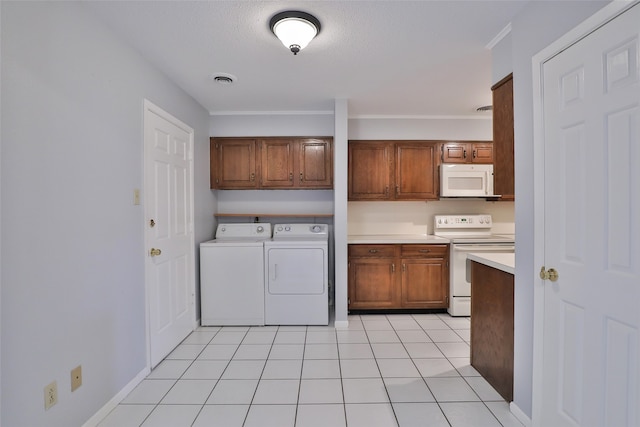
400;244;448;257
349;245;397;258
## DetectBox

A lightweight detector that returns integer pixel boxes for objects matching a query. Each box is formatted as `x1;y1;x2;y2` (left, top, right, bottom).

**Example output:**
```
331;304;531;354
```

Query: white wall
0;3;212;426
349;200;515;235
349;116;492;140
492;0;609;420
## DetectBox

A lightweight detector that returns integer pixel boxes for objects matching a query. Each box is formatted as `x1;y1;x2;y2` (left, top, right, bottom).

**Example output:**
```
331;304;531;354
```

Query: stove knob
437;219;441;224
312;225;322;233
220;227;226;232
479;218;484;224
257;226;264;233
285;226;291;231
277;226;283;232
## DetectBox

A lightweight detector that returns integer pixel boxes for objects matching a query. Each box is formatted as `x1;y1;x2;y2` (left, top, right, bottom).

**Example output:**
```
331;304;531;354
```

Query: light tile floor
98;313;524;427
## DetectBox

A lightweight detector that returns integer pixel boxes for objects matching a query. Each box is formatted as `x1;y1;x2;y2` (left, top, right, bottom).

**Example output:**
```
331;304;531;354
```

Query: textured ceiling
86;1;528;117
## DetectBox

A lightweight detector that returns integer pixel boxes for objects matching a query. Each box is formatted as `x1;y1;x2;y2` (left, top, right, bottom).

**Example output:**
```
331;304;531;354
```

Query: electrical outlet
71;365;82;392
44;381;58;410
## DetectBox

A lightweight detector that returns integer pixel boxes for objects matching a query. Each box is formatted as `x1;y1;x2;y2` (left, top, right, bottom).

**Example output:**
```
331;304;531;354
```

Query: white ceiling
86;1;528;117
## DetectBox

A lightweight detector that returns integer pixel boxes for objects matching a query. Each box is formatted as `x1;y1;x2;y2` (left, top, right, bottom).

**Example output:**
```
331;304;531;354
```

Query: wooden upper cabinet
297;138;333;188
441;141;494;164
348;141;393;200
492;74;515;201
348;140;439;201
261;139;295;188
395;143;438;200
210;137;333;190
212;138;259;189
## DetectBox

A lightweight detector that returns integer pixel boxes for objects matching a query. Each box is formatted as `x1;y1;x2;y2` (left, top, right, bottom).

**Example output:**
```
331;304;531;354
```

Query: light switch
133;189;140;205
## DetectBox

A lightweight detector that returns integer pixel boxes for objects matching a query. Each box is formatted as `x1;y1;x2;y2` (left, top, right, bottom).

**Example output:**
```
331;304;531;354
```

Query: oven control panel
434;215;492;229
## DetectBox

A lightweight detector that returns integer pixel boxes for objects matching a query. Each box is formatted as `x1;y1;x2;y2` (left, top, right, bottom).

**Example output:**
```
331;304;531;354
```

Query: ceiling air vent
210;73;237;85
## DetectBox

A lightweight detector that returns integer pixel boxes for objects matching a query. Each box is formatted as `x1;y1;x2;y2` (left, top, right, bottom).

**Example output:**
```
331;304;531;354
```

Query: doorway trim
530;1;638;424
142;99;197;369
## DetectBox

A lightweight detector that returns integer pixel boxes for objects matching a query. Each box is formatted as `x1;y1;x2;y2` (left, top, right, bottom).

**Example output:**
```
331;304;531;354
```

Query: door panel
539;5;640;425
144;102;195;368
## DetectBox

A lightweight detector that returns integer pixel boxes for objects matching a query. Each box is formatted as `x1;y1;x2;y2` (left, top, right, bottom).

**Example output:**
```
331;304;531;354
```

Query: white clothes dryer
264;224;329;325
199;223;271;326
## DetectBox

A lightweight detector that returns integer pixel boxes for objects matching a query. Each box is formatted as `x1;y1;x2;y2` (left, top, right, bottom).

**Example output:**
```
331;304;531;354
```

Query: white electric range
434;215;515;316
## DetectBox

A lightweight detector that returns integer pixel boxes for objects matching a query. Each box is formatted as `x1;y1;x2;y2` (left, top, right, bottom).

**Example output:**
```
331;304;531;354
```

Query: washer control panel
215;223;272;239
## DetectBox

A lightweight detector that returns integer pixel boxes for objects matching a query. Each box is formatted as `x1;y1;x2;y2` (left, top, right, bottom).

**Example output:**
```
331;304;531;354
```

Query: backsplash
348;200;515;235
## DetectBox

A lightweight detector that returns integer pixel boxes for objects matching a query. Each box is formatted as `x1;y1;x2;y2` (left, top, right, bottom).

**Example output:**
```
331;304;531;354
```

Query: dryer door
266;247;325;295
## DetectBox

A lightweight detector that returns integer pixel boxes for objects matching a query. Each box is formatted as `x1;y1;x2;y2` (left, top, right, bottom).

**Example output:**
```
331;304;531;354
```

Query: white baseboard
510;402;532;427
334;320;349;329
82;366;150;427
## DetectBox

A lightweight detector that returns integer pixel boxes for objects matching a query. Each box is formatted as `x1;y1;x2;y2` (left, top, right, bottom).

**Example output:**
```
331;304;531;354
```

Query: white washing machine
199;223;271;326
264;224;329;325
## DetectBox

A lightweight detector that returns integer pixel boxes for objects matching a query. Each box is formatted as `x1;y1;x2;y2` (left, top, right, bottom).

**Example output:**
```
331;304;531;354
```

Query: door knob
540;266;559;282
150;248;162;257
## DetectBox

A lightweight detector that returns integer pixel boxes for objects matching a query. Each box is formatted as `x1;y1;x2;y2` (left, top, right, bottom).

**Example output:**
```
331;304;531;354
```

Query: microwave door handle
485;171;489;195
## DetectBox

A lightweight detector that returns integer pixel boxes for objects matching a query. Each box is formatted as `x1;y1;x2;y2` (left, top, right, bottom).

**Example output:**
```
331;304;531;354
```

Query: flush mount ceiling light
269;11;321;55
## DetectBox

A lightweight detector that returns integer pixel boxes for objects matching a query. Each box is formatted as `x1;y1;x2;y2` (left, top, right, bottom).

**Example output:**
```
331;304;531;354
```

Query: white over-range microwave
440;163;499;198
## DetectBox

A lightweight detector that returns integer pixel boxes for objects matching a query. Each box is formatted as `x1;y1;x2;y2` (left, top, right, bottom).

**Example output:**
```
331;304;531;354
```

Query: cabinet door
395;143;438;200
297;138;333;188
215;139;258;189
492;74;515;200
348;258;399;309
441;142;470;163
401;258;448;308
261;139;294;188
471;143;494;164
348;142;393;200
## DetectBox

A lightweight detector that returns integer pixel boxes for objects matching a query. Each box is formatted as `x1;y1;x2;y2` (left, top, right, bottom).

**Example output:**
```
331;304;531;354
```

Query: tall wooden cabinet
348;141;438;201
348;243;449;310
211;137;332;189
492;74;515;201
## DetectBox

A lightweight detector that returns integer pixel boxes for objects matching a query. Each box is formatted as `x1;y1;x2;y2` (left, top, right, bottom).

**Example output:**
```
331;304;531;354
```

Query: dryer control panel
273;224;328;240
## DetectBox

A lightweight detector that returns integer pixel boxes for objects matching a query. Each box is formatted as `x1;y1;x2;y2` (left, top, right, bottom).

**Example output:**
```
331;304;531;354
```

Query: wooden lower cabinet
348;244;449;310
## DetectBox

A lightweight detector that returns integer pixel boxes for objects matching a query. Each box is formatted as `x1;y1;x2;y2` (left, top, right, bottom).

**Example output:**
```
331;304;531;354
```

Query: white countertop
348;234;450;244
467;252;515;274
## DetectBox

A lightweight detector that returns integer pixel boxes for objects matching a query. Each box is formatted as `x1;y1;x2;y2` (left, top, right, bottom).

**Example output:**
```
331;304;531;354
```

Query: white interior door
144;100;196;368
535;4;640;426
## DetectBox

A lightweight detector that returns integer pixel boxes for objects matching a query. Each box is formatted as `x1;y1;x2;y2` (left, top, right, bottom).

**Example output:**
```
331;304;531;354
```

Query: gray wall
492;0;610;419
0;2;213;426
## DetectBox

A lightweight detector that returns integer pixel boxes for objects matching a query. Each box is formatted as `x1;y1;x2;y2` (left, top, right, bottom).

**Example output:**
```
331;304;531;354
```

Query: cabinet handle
391;263;395;273
250;172;255;181
300;172;303;182
463;149;467;158
385;186;389;196
402;264;406;272
289;172;293;181
368;249;378;253
419;249;431;253
396;186;399;195
473;149;477;158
